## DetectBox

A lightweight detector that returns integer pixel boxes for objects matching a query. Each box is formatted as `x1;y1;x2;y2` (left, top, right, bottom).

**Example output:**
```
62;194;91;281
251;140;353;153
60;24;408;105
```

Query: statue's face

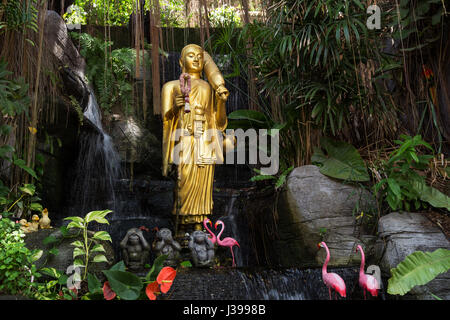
129;234;139;244
182;46;203;73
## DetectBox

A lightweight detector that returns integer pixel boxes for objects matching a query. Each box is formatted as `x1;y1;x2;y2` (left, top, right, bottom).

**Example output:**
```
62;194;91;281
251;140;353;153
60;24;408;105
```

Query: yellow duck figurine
39;208;52;229
29;214;40;232
19;219;33;233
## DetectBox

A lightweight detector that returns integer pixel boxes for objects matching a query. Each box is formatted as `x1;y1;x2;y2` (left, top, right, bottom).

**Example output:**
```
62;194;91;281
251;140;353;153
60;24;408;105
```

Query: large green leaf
146;254;167;282
85;210;112;224
411;180;450;211
227;109;267;124
102;270;143;300
311;138;370;182
388;249;450;296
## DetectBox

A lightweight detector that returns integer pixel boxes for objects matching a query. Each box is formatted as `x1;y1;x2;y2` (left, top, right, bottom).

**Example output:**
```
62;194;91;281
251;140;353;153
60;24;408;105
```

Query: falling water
67;88;122;217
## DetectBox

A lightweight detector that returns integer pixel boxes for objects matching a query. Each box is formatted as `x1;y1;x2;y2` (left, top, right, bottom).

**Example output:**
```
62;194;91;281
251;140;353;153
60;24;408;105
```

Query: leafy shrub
64;210;113;280
70;32;140;114
374;135;450;212
209;4;242;28
0;217;41;295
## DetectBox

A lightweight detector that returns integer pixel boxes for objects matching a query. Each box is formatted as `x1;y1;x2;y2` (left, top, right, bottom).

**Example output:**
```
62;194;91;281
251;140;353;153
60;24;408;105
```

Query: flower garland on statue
179;73;191;113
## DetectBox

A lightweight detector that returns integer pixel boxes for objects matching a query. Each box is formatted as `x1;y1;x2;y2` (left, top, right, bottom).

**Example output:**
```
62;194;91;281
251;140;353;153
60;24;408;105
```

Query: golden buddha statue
161;44;229;236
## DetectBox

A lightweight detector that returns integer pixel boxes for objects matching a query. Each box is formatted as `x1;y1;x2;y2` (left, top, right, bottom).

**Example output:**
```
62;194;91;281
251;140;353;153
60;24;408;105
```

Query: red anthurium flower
145;281;160;300
103;281;116;300
156;266;177;294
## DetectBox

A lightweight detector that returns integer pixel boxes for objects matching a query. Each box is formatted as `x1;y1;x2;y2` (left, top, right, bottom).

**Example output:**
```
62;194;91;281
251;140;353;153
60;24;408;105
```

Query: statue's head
179;44;204;74
192;230;206;243
129;233;140;245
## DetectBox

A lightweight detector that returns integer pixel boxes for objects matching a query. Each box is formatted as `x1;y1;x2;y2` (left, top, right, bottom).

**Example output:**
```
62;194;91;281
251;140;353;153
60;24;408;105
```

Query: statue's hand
175;94;185;109
216;85;229;101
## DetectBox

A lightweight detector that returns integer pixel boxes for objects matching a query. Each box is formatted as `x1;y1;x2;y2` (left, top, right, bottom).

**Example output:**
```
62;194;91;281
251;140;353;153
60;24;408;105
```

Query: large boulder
274;165;377;267
24;228;114;280
44;10;90;110
376;211;450;300
109;115;162;176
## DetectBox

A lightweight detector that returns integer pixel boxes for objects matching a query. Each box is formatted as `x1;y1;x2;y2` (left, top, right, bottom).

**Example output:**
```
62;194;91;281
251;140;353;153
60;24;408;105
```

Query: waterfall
67;88;122;218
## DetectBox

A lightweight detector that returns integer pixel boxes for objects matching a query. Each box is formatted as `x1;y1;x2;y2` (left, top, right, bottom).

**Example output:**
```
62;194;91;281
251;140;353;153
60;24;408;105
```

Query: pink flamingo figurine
203;218;216;245
215;220;240;267
356;245;378;299
318;242;347;300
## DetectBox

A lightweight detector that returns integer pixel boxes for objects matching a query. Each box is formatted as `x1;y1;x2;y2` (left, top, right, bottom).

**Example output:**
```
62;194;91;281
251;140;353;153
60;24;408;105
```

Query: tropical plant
64;210;113;281
389;0;448;154
64;0;134;26
157;0;186;27
0;0;38;33
84;254;178;300
387;248;450;296
373;135;450;212
70;32;138;114
0;216;42;295
1;183;43;220
209;4;242;28
210;0;399;169
312;137;370;182
250;166;294;191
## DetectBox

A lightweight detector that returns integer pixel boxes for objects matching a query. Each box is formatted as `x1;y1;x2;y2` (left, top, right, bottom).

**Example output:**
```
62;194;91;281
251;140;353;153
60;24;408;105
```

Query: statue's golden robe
162;51;227;224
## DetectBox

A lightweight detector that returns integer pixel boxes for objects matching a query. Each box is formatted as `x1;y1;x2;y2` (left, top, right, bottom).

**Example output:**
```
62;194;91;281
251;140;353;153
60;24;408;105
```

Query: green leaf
87;273;102;294
91;244;106;253
19;184;35;196
13;159;38;179
250;174;277;182
180;261;192;268
109;260;127;272
71;240;84;248
73;247;85;259
387;178;402;199
388;249;450;295
102;270;143;300
85;210;112;224
411;181;450;211
67;221;84;229
146;254;168;282
92;254;108;263
91;231;112;242
227;109;267;124
40;267;62;279
31;250;43;262
311;137;370;182
49;248;59;256
43;236;58;245
73;259;85;267
64;216;85;229
29;202;43;212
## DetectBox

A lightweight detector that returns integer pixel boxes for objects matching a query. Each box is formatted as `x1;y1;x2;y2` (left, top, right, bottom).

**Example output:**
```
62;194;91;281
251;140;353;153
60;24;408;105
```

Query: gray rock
109;115;161;171
44;10;90;111
24;228;114;280
276;165;377;267
377;211;450;300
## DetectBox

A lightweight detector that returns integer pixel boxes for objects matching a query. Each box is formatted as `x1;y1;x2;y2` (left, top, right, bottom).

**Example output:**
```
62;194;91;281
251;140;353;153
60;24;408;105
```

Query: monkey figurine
188;230;215;268
120;228;150;271
154;228;181;267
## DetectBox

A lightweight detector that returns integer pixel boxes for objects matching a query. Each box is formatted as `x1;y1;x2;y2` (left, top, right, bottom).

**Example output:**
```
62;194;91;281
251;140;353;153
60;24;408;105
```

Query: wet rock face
276;165;377;267
376;212;450;300
109;116;162;177
44;10;90;110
